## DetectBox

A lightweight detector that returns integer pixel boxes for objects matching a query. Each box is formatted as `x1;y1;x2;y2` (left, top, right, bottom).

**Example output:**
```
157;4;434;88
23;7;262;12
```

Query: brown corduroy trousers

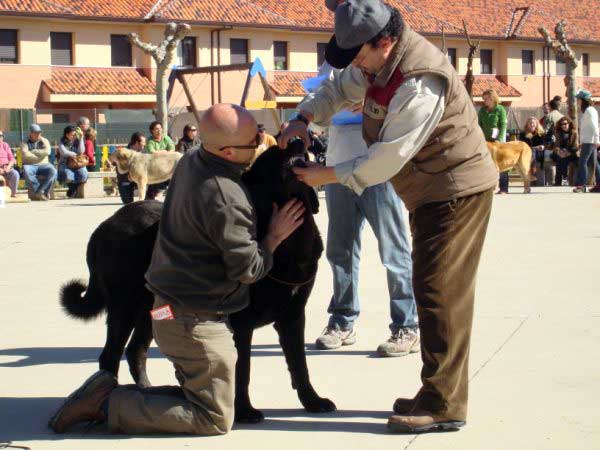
409;188;493;421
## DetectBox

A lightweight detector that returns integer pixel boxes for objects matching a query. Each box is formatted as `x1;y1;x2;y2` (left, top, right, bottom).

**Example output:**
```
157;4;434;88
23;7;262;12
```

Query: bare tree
440;24;447;55
129;23;191;135
539;20;578;132
463;20;480;99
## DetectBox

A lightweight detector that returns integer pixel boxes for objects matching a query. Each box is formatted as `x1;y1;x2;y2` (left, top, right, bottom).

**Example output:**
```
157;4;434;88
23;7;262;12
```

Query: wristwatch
293;113;310;126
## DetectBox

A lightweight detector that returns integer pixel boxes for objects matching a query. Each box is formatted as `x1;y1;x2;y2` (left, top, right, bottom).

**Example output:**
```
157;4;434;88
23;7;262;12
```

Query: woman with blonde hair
519;116;552;186
478;89;508;193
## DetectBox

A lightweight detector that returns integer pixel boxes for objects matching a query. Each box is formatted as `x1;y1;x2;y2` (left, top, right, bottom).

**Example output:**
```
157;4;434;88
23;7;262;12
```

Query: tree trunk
156;66;169;134
565;66;578;137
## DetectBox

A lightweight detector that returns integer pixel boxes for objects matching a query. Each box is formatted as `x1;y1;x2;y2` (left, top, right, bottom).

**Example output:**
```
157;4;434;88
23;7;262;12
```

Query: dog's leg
137;177;147;202
99;308;135;379
125;307;153;388
233;324;264;423
274;310;336;414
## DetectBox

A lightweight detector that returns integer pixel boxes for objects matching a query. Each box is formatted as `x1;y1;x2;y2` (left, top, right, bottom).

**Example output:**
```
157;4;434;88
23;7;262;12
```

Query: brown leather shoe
388;410;465;433
49;370;117;433
392;397;416;414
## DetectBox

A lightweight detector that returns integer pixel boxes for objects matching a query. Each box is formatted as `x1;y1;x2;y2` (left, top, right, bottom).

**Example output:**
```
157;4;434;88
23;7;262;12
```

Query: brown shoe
32;192;48;201
388;411;465;433
392;397;416;414
49;370;117;433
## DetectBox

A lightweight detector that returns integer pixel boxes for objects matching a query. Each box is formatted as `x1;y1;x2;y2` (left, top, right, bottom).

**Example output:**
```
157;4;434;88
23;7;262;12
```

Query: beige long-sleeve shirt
299;67;446;195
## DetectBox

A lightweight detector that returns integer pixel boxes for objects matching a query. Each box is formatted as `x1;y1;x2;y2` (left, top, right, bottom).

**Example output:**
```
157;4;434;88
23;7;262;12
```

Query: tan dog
486;141;535;193
109;148;182;201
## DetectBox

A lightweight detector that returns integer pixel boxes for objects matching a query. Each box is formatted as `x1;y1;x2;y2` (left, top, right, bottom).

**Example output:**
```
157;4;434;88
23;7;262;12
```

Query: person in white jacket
574;89;600;193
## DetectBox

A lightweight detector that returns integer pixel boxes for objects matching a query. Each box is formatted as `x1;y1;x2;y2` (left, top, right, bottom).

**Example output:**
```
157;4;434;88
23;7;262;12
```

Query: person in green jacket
144;121;175;199
144;121;175;154
478;89;508;194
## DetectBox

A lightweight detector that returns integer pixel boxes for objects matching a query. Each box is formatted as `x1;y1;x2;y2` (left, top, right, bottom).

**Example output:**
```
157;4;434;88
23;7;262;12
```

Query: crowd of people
478;90;600;194
0;117;240;202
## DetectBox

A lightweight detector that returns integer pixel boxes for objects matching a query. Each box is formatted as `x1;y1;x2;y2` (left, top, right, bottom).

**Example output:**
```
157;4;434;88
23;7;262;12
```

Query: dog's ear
307;187;319;215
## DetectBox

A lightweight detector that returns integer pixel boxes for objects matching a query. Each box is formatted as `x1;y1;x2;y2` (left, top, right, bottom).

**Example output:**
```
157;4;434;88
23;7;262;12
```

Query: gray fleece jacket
145;147;273;314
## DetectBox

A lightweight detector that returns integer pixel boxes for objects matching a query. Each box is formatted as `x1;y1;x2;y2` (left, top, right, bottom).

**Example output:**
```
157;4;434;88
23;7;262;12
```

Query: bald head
199;104;257;153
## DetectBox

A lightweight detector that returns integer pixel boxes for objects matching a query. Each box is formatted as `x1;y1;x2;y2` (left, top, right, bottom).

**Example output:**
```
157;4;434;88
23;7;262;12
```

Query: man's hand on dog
292;162;337;187
265;199;306;253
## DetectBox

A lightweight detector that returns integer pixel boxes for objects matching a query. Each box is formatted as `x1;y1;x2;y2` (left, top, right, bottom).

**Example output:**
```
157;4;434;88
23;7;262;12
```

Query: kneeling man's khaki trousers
107;300;237;435
409;188;493;421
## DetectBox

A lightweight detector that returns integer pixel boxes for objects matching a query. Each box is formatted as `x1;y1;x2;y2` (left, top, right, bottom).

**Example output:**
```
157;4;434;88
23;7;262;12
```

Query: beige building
1;0;599;127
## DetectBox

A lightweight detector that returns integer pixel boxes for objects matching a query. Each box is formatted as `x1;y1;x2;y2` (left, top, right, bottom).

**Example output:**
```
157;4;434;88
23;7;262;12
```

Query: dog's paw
301;396;337;413
235;406;265;423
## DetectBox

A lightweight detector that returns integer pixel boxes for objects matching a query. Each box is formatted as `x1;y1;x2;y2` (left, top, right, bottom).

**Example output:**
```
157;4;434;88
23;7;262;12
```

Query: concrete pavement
1;186;599;449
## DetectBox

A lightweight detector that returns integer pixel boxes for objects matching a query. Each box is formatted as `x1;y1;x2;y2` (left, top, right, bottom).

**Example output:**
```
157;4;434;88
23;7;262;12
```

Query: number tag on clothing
150;304;174;321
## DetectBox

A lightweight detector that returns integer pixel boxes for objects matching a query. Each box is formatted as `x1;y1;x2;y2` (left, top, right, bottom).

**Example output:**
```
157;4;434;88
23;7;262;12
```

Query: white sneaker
315;326;357;350
377;327;420;357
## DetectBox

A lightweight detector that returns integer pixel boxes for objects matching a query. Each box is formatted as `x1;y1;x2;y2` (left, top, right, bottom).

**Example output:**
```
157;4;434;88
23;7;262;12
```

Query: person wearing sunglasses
553;116;578;186
0;130;20;198
176;123;201;154
50;103;303;436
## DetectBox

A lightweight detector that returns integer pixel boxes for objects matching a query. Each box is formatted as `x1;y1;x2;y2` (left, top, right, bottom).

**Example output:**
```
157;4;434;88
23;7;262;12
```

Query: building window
177;36;197;68
582;53;590;77
52;113;70;124
522;50;534;75
480;49;493;74
447;48;457;69
0;29;18;64
50;32;73;66
230;39;249;64
111;34;132;67
317;42;327;69
556;54;566;75
274;41;288;71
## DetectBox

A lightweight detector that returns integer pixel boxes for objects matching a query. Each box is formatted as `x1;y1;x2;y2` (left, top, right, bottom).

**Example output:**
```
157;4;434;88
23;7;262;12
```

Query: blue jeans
58;166;88;184
23;164;57;195
576;143;600;186
498;171;509;192
325;182;417;332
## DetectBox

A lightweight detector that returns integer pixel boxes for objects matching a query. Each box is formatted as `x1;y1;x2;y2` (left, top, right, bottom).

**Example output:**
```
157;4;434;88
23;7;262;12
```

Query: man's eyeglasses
219;132;264;151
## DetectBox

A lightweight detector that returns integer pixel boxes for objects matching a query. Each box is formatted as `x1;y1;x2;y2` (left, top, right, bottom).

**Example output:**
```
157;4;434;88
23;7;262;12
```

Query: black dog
60;142;336;423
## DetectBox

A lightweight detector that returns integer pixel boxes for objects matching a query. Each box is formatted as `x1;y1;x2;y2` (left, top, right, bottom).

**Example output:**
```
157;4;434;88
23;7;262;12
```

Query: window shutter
51;32;72;66
0;29;17;63
230;39;249;64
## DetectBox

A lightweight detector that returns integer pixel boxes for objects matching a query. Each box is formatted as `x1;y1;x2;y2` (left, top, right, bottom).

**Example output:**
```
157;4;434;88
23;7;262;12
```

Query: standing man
49;104;305;435
280;0;497;433
314;62;418;357
19;124;57;201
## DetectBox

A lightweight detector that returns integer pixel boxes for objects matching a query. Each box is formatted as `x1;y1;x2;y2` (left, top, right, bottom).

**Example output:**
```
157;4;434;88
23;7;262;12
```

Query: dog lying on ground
109;148;182;201
486;140;535;193
60;141;335;423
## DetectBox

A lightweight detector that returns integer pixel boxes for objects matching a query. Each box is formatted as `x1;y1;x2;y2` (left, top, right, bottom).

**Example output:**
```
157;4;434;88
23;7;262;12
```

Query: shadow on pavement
0;398;391;441
0;346;377;367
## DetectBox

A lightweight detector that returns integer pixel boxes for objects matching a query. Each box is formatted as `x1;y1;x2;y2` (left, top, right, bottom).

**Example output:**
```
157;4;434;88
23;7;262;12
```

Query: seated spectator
553;117;578;186
176;124;200;154
519;117;553;187
84;128;97;172
19;124;57;201
145;121;175;154
117;132;145;204
144;121;174;199
58;125;88;198
0;130;19;198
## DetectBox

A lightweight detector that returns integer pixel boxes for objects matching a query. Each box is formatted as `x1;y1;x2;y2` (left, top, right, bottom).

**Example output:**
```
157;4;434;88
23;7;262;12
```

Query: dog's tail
59;276;106;321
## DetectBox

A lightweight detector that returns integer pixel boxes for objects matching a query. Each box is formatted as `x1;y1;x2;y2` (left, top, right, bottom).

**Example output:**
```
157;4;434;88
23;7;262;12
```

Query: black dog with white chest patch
59;140;335;423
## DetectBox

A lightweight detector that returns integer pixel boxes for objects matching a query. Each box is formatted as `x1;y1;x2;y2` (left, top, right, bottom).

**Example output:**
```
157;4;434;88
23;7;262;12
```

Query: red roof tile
1;1;599;43
462;75;522;98
268;71;521;99
43;67;155;95
582;78;600;97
